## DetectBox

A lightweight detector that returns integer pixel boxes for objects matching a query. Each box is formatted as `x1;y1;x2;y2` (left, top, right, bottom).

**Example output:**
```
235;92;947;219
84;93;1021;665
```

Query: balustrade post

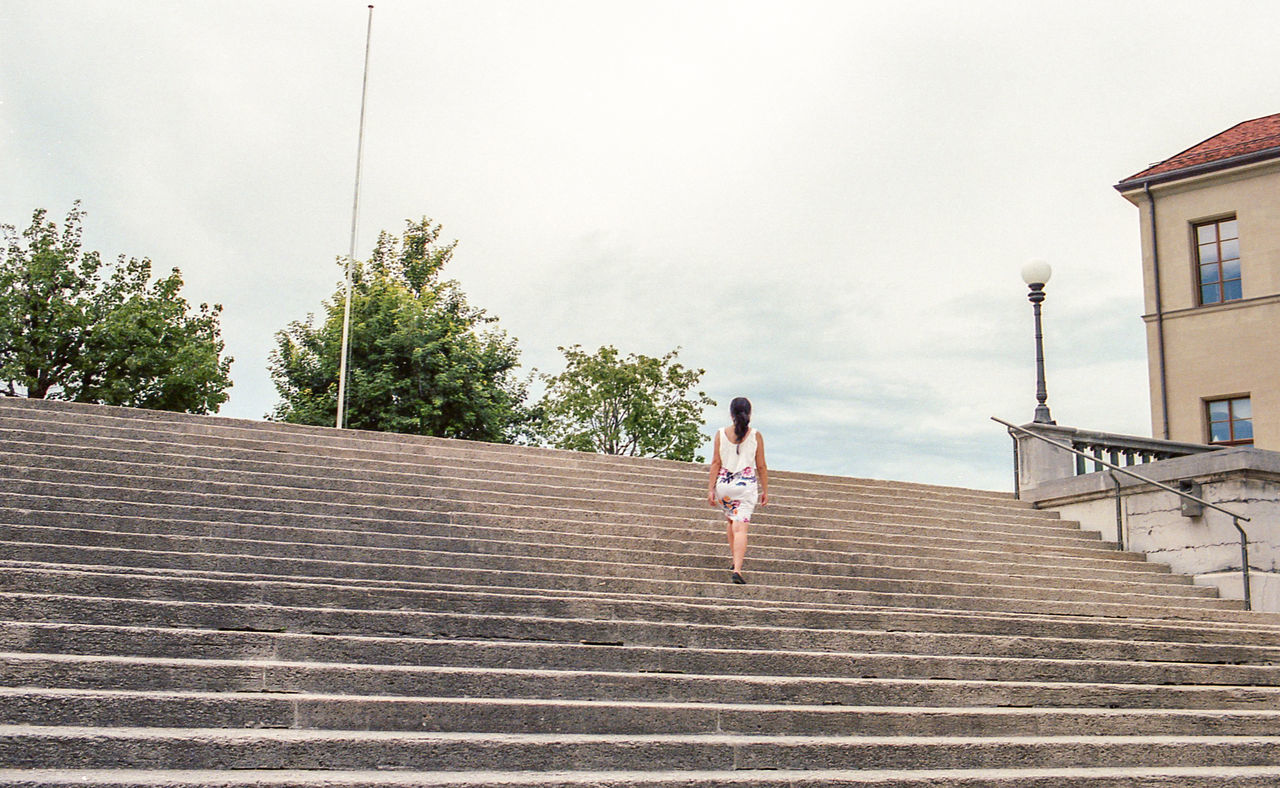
1013;423;1078;492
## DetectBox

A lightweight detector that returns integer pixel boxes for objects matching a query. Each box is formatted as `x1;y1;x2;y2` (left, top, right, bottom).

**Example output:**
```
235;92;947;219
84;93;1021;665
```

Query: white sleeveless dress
715;427;759;523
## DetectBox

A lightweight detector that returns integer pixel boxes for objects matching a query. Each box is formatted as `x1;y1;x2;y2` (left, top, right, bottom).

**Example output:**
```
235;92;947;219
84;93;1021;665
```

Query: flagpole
336;4;374;429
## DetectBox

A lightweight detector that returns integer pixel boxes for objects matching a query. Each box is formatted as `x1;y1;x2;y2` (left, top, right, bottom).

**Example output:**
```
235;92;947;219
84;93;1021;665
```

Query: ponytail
729;397;751;443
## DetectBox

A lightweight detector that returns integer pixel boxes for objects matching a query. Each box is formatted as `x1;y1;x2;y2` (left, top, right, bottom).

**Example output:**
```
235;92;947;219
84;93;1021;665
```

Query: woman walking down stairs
2;397;1280;786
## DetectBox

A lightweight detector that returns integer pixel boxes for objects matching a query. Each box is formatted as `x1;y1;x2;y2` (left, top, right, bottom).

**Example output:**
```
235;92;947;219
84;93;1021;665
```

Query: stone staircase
2;397;1280;786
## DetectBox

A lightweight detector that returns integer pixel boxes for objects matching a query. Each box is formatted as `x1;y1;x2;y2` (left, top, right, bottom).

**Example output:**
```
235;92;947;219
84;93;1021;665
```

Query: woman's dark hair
730;397;751;442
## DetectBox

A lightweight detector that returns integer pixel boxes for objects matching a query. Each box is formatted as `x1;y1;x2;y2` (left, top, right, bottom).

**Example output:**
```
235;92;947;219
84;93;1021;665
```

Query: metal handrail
994;416;1254;610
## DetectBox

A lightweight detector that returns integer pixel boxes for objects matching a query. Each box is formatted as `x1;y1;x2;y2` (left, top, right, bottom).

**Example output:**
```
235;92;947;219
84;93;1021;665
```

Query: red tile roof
1118;112;1280;187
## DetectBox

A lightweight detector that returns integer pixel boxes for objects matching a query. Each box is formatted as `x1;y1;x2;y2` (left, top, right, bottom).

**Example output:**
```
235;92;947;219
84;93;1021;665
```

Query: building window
1207;396;1252;445
1195;217;1241;305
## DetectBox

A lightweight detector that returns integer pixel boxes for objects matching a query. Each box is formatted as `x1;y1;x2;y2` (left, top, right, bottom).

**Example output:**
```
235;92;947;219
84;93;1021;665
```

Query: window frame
1206;395;1253;446
1193;215;1241;306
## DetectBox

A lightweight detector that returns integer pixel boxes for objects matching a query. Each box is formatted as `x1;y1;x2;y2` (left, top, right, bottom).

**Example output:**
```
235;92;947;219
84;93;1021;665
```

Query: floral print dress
715;427;759;524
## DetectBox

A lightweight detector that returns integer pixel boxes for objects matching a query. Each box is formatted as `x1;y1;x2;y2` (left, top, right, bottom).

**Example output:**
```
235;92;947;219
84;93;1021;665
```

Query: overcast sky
4;1;1279;490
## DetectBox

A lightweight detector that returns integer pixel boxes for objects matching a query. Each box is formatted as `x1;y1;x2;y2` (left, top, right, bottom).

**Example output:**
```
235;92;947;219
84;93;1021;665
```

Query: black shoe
731;572;746;584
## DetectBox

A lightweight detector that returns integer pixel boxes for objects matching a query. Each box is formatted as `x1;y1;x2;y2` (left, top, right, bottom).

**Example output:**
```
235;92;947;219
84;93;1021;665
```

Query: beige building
1116;113;1280;449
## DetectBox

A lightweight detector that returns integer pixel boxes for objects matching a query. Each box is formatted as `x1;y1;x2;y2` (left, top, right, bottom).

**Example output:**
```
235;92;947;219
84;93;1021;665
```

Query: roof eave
1115;145;1280;194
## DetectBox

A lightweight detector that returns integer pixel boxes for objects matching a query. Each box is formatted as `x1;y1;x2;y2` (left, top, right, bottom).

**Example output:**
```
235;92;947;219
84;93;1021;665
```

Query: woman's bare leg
726;517;738;570
731;520;748;573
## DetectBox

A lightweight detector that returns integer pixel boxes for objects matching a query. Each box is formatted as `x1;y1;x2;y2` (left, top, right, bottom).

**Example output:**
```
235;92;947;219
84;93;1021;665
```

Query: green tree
0;203;233;413
538;344;715;462
270;216;532;442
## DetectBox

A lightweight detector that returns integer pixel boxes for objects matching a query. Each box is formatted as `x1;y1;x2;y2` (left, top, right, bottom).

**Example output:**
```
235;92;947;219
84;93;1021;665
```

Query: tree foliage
0;203;233;413
270;217;532;442
538;344;715;462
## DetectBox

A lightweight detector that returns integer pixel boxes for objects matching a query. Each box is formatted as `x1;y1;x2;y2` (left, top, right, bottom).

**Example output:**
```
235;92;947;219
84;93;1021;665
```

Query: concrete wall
1022;445;1280;610
1120;160;1280;448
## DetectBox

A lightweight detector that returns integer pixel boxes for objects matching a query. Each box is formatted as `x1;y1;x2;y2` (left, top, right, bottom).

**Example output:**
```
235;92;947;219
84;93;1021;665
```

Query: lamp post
1021;259;1055;425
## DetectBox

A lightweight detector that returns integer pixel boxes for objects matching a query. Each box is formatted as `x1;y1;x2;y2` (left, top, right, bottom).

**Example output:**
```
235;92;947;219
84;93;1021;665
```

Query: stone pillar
1015;423;1078;495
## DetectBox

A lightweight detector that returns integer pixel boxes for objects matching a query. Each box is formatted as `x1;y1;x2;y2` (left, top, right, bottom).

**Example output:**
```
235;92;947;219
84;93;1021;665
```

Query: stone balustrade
1012;421;1280;611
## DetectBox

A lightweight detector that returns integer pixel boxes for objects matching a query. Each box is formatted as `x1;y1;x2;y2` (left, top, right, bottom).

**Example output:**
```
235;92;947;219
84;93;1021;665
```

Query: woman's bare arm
707;431;722;506
755;433;769;506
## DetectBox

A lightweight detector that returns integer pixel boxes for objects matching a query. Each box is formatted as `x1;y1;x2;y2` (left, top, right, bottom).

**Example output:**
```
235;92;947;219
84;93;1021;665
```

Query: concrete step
0;522;1222;605
4;727;1280;771
6;586;1279;656
0;399;1015;505
0;444;1068;531
0;433;1042;522
8;766;1280;788
0;496;1169;578
7;688;1280;736
11;653;1280;710
0;483;1138;565
0;513;1200;597
0;465;1082;546
0;510;1179;599
0;546;1243;619
9;766;1280;788
0;406;1039;492
9;623;1280;687
0;395;987;486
